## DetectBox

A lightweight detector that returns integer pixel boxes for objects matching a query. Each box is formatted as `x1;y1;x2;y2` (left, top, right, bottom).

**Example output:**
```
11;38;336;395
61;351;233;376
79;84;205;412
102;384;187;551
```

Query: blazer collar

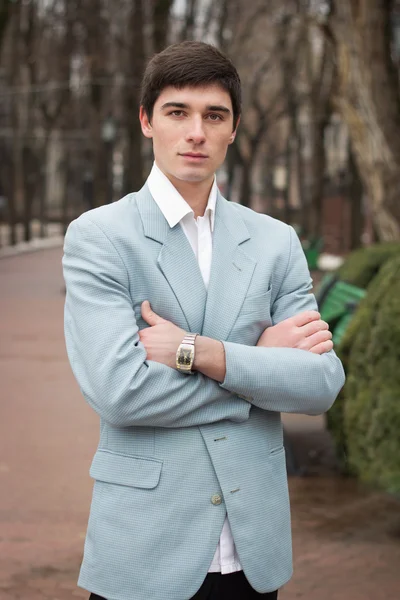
135;184;256;338
147;162;217;231
201;191;257;340
135;183;171;244
135;183;250;245
135;183;206;333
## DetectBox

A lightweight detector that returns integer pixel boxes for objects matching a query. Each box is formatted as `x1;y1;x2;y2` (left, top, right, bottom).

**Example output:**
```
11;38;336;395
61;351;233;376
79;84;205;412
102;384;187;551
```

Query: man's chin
174;169;213;183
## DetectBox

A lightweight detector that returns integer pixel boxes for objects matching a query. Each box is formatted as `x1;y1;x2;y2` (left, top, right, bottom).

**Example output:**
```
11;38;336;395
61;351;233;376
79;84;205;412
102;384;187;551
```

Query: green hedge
337;242;400;288
330;255;400;494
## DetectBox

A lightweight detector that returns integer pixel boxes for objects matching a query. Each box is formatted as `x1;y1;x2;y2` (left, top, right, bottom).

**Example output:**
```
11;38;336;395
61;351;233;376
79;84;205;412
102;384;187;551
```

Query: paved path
1;248;399;600
0;248;93;599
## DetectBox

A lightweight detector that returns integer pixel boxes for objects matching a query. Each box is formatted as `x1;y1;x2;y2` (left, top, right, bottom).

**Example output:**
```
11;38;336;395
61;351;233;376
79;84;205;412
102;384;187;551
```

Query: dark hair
140;41;241;130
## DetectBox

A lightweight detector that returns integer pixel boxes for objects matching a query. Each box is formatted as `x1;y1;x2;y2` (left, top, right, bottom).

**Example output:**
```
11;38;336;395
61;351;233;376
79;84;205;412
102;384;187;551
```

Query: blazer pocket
240;287;272;316
89;449;163;489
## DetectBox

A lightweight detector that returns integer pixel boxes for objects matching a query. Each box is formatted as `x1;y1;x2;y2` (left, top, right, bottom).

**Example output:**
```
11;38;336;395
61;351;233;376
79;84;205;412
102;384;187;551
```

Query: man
63;41;345;600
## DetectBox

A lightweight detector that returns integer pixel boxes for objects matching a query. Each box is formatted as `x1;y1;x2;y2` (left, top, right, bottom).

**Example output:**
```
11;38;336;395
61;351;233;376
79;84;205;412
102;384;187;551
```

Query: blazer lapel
136;184;207;334
202;193;257;340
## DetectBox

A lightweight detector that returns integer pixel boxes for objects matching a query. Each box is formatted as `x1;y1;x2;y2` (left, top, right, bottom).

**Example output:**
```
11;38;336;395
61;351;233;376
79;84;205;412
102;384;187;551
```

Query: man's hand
139;301;186;368
257;310;333;355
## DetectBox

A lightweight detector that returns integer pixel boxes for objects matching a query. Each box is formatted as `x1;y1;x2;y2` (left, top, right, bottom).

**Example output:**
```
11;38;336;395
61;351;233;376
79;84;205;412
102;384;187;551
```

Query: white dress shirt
147;162;242;574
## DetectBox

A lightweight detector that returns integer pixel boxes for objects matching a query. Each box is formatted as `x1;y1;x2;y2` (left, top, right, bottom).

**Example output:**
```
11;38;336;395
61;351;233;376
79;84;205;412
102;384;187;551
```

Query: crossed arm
63;217;345;429
141;301;334;383
140;300;343;416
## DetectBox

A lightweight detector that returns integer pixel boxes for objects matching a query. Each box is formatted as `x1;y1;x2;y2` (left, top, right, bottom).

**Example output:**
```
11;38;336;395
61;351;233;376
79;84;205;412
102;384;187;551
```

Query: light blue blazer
63;184;345;600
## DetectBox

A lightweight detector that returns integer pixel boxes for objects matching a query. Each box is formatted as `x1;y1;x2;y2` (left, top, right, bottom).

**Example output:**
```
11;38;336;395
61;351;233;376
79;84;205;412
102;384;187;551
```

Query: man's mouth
180;153;208;159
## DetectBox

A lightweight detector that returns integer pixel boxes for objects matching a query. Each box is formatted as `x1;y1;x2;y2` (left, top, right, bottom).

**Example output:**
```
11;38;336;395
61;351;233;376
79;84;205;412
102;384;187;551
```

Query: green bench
316;279;366;345
315;273;337;305
283;274;364;476
302;237;324;270
283;275;365;475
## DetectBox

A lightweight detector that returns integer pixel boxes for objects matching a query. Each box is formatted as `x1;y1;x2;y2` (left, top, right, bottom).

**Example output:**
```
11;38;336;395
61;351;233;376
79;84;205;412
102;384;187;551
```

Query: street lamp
392;8;400;63
101;114;117;203
102;115;117;145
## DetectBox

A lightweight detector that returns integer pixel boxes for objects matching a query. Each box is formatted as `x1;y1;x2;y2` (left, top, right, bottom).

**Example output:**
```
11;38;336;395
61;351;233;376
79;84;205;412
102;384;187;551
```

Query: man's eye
169;110;184;117
207;114;222;121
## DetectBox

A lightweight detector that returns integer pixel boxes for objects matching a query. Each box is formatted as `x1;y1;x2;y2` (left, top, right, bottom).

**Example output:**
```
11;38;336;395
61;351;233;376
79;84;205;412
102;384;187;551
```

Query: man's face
139;84;238;186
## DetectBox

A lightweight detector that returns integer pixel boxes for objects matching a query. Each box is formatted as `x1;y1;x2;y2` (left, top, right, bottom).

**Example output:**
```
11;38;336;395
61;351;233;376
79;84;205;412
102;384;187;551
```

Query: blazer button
211;494;222;505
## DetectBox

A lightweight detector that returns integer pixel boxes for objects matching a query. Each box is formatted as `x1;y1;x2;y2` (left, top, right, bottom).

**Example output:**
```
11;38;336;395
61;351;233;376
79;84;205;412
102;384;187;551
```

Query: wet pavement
0;247;399;600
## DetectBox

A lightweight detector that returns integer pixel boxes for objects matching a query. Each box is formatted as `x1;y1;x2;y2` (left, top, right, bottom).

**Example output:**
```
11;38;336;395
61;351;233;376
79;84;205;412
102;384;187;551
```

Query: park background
1;1;400;599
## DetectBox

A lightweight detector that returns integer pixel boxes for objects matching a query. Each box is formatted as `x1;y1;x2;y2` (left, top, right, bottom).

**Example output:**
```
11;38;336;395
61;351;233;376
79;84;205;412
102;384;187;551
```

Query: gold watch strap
181;333;198;345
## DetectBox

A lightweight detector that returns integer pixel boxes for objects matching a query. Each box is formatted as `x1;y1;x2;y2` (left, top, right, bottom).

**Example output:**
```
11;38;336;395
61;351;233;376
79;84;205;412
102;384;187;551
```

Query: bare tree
10;0;38;242
0;1;18;244
80;0;113;207
235;61;286;207
0;0;12;54
209;1;289;208
122;0;146;194
4;0;376;248
277;11;305;225
330;0;400;241
152;0;174;52
31;1;74;236
179;0;198;41
299;9;336;239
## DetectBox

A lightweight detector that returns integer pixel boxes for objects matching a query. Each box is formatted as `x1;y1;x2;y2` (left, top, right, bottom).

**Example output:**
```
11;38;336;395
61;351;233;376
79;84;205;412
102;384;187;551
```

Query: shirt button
211;493;223;506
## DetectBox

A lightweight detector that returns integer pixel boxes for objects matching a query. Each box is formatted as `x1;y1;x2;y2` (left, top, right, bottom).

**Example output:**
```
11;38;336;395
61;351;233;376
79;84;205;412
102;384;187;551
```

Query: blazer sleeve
220;226;345;416
63;217;250;428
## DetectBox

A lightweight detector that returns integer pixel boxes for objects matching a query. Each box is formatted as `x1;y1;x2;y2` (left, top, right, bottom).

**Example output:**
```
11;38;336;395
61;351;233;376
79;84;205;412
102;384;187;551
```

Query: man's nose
185;117;206;144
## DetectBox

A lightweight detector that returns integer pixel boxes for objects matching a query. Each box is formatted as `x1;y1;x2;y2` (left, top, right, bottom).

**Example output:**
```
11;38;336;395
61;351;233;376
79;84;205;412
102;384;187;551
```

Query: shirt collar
147;162;217;231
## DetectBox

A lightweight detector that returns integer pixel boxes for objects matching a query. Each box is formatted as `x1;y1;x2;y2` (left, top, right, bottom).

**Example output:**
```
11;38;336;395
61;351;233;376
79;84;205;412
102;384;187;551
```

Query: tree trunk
293;119;308;238
7;4;21;245
225;144;237;201
0;0;12;62
123;0;145;194
6;198;17;246
348;144;364;250
22;144;35;242
61;150;70;236
152;0;173;52
281;134;293;225
308;119;327;239
0;145;17;246
331;0;400;241
39;134;51;238
93;131;109;207
84;0;110;207
238;161;252;208
180;0;197;41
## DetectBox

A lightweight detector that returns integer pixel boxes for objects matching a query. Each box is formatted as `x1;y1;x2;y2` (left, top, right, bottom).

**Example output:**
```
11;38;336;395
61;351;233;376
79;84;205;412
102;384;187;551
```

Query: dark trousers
89;571;278;600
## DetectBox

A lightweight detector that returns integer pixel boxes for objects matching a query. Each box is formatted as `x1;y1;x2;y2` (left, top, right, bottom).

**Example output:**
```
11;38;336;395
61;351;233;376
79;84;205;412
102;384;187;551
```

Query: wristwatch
176;333;199;375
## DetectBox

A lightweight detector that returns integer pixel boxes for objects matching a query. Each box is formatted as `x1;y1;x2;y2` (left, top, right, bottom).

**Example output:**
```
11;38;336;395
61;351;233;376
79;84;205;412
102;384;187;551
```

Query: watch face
178;344;194;368
182;348;192;365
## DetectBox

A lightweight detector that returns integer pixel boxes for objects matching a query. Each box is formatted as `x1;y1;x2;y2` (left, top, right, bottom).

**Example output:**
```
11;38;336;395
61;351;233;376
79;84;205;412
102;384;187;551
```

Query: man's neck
164;172;214;219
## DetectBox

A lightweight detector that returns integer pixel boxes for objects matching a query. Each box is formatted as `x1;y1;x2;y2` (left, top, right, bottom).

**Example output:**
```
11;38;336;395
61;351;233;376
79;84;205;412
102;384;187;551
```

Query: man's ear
139;106;153;139
229;116;240;144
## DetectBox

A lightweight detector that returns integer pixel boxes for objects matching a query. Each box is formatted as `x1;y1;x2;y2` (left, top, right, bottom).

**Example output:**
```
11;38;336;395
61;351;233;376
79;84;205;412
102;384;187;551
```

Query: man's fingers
309;340;334;355
302;319;329;338
141;301;166;326
304;329;332;349
292;310;321;327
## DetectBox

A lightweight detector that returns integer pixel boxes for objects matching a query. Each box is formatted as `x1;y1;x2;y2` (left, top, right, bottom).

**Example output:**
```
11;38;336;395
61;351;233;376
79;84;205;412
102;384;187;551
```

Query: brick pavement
0;248;399;600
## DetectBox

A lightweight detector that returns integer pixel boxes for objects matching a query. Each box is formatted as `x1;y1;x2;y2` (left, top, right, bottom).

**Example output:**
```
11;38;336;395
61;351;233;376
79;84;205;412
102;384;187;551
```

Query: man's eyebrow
160;102;231;114
206;105;231;114
160;102;189;110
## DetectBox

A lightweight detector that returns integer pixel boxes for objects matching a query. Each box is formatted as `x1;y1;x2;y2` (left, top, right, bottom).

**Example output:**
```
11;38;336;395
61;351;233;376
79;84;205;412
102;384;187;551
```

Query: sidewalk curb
0;236;64;259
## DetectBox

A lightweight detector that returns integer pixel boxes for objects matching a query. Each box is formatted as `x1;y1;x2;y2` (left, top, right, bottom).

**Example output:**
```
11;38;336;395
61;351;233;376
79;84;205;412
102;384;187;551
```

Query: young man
63;41;345;600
